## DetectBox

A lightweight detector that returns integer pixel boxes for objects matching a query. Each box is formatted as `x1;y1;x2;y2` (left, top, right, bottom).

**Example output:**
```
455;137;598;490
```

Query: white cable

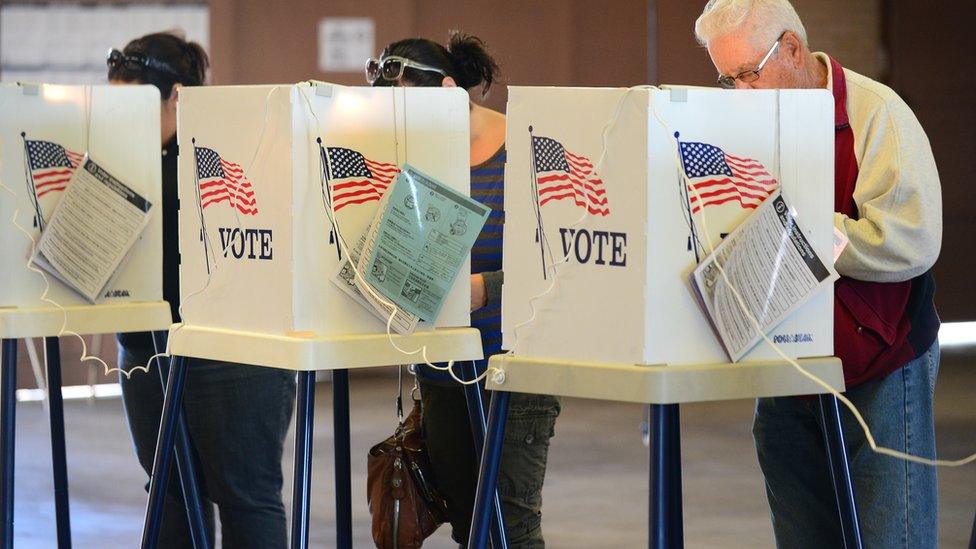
646;98;974;468
124;84;281;374
641;91;975;467
296;85;490;386
169;85;281;336
1;158;161;378
0;85;165;378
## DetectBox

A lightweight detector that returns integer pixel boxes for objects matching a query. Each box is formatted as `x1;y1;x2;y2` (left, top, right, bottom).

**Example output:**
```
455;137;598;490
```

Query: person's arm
834;96;942;283
470;270;503;311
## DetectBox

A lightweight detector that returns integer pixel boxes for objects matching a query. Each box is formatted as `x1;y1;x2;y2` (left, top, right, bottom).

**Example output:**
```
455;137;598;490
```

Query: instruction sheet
332;187;422;334
691;190;837;362
361;165;489;321
32;155;153;302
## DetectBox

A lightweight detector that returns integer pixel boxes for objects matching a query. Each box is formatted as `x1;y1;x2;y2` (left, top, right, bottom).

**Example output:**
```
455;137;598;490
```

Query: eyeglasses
716;32;786;89
106;49;180;78
365;55;447;84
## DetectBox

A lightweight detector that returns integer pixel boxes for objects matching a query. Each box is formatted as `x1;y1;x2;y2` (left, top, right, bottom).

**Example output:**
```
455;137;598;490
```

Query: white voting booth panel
177;83;471;337
502;86;834;366
0;83;163;308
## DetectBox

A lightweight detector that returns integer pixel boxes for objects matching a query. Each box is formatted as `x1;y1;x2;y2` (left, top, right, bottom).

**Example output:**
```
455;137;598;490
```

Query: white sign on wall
0;3;209;85
318;17;375;73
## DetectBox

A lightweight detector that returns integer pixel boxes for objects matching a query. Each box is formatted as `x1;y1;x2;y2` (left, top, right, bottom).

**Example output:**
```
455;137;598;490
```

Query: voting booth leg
460;362;509;549
332;369;353;549
818;395;864;549
291;371;315;549
141;355;189;549
467;390;511;549
150;333;209;549
43;337;72;548
969;510;975;549
1;339;16;548
650;404;684;549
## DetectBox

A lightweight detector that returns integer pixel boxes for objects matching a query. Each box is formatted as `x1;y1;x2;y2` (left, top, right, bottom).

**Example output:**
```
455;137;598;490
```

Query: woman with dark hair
109;31;296;548
369;33;560;548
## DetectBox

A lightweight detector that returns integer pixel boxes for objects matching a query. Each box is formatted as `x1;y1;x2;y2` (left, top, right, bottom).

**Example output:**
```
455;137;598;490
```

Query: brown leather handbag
367;371;448;548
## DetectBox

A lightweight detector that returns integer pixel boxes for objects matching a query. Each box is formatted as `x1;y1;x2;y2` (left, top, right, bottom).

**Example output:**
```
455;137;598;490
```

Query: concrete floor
8;351;976;548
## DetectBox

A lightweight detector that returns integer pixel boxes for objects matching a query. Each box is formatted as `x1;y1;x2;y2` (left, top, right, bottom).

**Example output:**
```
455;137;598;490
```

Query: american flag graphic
25;140;84;198
532;136;609;216
194;146;258;215
324;146;399;212
679;141;778;214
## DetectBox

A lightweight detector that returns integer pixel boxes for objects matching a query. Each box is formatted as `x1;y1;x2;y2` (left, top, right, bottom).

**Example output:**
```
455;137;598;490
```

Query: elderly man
694;1;942;547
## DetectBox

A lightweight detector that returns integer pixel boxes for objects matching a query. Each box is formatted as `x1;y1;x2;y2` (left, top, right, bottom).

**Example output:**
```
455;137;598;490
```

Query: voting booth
0;83;171;548
177;83;472;336
148;83;489;548
0;83;163;308
469;87;856;549
501;86;835;366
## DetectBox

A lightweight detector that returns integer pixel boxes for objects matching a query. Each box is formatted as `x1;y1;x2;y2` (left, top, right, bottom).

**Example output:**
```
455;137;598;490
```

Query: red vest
830;56;939;388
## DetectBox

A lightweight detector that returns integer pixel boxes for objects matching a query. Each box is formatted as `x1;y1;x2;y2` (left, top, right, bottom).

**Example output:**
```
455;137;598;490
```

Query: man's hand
470;273;487;311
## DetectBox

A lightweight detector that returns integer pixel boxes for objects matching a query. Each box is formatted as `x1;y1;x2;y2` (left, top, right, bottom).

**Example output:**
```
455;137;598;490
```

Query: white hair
694;0;808;51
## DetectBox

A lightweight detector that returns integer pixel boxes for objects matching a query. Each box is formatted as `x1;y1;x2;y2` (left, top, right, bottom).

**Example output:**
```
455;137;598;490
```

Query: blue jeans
753;342;940;549
119;345;296;549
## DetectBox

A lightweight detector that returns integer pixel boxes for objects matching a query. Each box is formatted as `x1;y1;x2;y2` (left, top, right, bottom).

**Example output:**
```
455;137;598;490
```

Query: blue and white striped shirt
418;146;506;383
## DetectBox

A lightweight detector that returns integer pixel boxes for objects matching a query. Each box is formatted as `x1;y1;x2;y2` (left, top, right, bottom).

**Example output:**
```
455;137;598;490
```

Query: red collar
828;55;850;129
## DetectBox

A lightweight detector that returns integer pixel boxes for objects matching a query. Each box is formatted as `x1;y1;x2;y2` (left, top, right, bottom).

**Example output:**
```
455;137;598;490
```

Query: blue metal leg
467;389;511;549
818;394;864;549
332;369;352;549
668;405;683;544
150;332;209;549
141;355;189;549
650;403;683;549
460;362;508;549
44;337;72;548
1;339;17;548
969;509;975;549
291;371;315;549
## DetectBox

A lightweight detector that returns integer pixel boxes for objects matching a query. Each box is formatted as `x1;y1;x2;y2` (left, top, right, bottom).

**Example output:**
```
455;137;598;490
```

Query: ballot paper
833;226;849;263
31;155;153;303
362;165;489;321
331;188;422;335
690;190;837;362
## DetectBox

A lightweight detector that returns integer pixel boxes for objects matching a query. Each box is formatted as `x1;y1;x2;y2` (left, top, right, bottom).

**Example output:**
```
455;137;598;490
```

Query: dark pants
419;378;560;548
119;346;296;549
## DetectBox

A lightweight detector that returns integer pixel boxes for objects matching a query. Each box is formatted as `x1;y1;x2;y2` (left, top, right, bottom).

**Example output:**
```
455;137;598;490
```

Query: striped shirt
418;146;506;383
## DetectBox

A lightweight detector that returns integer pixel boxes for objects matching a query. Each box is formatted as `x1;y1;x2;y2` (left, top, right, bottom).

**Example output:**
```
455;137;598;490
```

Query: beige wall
657;0;882;86
208;0;649;112
885;0;976;321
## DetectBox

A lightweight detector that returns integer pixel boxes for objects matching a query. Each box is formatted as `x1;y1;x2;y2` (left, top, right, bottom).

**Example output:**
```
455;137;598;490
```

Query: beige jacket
819;52;943;283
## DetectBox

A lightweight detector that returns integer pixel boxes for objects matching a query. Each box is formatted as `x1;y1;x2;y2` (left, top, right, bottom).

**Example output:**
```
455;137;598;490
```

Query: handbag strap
411;370;421;404
396;364;404;422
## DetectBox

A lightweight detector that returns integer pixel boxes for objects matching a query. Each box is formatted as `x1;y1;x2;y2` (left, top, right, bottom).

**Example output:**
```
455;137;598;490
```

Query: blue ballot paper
363;164;489;321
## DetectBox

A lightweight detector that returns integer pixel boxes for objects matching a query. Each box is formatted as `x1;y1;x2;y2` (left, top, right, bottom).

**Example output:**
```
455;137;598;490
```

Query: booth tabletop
0;301;171;339
167;323;484;372
486;354;845;405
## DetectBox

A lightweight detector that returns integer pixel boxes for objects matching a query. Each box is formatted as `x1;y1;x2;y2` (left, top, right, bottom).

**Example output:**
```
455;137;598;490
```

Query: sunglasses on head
106;48;180;78
365;55;447;84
